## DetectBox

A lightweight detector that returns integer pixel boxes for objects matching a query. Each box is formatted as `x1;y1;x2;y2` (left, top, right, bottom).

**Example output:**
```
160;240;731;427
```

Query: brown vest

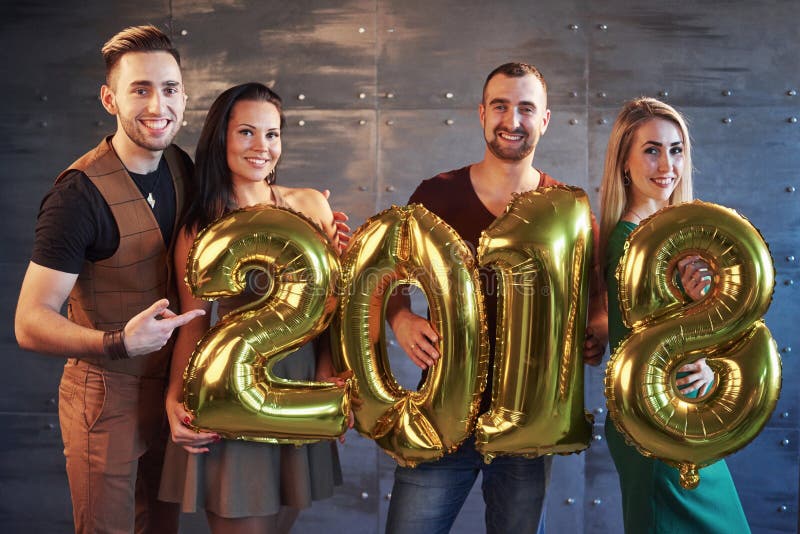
56;137;189;377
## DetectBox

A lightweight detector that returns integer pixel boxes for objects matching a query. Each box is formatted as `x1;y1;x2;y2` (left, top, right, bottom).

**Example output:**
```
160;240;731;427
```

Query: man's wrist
103;328;130;360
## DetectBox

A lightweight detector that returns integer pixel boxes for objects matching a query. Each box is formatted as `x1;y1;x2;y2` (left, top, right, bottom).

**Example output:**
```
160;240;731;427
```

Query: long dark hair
181;82;286;234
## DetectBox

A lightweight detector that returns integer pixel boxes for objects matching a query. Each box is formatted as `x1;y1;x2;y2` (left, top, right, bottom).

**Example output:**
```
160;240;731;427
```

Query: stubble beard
118;113;180;152
486;128;535;161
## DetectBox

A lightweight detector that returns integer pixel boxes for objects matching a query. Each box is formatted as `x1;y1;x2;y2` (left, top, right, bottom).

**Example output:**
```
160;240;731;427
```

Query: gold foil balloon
332;204;489;466
183;205;349;443
475;186;594;461
606;201;781;489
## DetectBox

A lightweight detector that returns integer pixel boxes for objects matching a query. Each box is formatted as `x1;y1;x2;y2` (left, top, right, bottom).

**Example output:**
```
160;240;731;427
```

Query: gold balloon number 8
605;201;782;489
183;206;350;443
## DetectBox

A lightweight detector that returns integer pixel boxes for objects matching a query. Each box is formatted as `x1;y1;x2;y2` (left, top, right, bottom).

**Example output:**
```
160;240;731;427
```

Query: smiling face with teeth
102;51;185;156
479;73;550;162
624;117;685;212
225;99;282;189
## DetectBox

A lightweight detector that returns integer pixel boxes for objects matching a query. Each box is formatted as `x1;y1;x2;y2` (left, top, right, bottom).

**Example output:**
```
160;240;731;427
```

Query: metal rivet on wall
445;119;454;126
358;27;366;34
658;90;669;97
568;23;580;31
181;120;188;127
297;120;305;126
722;117;732;124
48;397;56;405
40;121;48;128
386;119;395;126
445;92;454;99
570;91;579;98
297;94;306;101
788;117;798;123
721;89;732;97
40;95;48;102
387;28;395;33
180;29;188;36
385;185;396;192
787;89;797;97
780;438;790;447
358;119;367;125
595;407;604;414
778;505;789;512
786;255;795;262
787;186;796;193
781;411;790;418
386;92;395;99
782;346;792;353
358;92;366;99
592;498;602;506
593;434;603;441
360;491;369;499
597;118;608;125
358;185;368;192
47;423;55;430
597;91;607;98
597;24;608;31
569;118;579;125
565;498;576;505
385;493;392;500
784;279;794;286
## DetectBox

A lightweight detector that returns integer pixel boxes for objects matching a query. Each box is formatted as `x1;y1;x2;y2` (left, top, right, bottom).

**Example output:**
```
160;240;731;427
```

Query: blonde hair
599;97;693;263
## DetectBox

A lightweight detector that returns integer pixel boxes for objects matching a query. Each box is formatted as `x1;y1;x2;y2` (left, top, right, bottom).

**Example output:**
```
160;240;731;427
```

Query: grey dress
159;187;342;518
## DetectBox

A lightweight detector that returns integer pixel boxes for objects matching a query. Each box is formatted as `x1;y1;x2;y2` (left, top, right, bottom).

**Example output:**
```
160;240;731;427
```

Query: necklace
144;161;165;209
625;207;648;222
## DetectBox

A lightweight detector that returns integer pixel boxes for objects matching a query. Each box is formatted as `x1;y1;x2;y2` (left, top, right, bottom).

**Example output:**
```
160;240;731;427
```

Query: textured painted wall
1;1;797;532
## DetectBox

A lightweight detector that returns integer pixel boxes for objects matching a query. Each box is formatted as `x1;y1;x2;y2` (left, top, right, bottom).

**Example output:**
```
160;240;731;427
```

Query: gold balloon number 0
183;206;349;443
333;186;595;466
605;201;781;488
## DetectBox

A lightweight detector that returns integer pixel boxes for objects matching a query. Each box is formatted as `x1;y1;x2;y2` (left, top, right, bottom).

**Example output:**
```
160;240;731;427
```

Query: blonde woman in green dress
599;97;750;533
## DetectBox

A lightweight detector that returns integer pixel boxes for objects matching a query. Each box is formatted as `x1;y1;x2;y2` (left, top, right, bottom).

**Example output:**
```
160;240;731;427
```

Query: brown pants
58;359;179;534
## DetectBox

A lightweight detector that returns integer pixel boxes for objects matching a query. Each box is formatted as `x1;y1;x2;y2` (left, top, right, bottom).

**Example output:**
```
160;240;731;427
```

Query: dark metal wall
1;1;797;532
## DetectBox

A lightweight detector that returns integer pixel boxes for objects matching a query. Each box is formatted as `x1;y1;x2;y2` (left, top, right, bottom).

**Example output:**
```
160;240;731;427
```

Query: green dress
604;220;750;534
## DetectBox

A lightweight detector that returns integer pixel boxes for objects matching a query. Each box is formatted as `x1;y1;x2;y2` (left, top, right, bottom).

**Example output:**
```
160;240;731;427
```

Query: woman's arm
165;228;218;453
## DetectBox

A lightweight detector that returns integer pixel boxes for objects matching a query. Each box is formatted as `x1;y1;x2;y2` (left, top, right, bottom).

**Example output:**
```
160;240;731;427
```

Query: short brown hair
101;25;180;85
482;62;547;102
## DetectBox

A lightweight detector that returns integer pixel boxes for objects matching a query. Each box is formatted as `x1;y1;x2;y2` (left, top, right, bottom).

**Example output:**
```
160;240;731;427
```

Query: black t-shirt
31;152;189;274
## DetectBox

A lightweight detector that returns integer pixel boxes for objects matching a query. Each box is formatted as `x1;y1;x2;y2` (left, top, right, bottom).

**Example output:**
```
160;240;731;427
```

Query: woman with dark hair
158;83;344;534
599;97;750;533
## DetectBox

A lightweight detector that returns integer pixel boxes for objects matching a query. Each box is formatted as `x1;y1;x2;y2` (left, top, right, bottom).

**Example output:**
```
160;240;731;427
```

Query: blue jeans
385;437;549;534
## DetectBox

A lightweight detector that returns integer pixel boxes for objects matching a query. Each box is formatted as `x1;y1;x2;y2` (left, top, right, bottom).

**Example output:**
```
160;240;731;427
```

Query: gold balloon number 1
333;187;594;465
476;186;594;460
605;201;781;489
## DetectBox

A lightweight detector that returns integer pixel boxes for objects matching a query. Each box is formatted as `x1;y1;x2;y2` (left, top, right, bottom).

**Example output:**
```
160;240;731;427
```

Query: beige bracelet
103;329;129;360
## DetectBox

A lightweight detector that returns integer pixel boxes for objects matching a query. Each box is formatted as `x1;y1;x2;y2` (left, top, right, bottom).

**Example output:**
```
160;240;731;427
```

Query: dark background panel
376;0;587;109
0;414;73;533
727;428;799;533
172;0;377;112
0;0;171;110
587;0;800;107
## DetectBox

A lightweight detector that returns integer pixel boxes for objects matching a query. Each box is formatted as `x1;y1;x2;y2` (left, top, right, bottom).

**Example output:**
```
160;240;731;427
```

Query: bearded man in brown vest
15;25;205;534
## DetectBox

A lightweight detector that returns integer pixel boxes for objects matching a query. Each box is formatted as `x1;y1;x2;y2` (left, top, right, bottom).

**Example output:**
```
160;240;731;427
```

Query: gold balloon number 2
605;201;781;489
183;206;350;443
333;186;595;466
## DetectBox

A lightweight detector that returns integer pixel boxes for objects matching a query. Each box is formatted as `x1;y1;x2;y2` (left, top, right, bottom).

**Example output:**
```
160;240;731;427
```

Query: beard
486;127;535;161
118;113;180;152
